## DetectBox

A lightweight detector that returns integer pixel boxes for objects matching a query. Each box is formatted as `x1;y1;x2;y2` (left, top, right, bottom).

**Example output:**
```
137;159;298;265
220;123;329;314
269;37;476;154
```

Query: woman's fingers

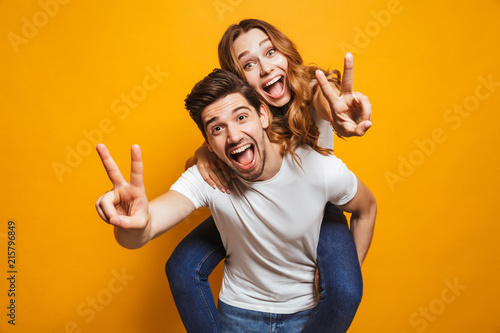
341;52;354;94
315;69;339;107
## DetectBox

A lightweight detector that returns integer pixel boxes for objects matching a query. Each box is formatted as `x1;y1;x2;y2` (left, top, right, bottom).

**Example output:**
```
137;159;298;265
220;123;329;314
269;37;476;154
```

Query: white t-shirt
170;145;357;314
311;104;334;151
310;79;335;150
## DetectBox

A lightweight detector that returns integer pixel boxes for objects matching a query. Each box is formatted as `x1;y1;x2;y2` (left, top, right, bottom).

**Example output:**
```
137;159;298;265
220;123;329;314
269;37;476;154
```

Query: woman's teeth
231;144;251;155
265;76;282;87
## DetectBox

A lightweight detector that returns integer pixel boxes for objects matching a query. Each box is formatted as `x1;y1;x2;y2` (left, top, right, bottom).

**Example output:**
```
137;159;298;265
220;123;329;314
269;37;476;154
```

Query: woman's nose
260;60;273;76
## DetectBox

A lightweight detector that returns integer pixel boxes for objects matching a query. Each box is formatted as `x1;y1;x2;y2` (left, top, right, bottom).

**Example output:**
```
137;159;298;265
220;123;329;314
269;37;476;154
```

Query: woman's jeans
165;203;363;333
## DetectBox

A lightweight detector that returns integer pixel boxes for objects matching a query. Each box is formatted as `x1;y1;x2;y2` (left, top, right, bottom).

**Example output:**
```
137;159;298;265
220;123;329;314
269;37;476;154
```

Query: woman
166;19;373;333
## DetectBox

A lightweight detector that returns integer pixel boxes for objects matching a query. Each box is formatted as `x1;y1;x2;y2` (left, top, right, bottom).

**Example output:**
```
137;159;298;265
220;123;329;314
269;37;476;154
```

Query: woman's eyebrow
237;38;271;60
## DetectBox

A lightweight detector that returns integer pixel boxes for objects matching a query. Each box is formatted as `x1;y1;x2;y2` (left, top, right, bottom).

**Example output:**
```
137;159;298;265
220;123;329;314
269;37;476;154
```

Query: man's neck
256;141;284;181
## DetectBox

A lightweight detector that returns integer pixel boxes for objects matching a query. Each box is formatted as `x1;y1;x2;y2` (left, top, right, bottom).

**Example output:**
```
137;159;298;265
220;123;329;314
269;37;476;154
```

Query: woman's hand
315;53;372;137
194;144;233;194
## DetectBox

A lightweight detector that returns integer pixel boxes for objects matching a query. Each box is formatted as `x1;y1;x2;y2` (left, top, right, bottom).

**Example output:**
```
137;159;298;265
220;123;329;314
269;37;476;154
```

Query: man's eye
238;115;247;121
212;126;222;133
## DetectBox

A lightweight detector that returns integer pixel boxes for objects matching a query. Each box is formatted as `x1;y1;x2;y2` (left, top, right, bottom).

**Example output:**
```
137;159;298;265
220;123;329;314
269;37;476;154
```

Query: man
95;69;376;332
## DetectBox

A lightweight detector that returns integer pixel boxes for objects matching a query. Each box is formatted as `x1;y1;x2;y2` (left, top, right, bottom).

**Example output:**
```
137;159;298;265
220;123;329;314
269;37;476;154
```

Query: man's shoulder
294;144;335;162
292;144;348;173
171;165;214;195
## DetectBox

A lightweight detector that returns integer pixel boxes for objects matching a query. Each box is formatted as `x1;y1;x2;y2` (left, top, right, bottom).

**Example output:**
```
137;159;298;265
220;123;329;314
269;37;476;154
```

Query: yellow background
1;0;500;332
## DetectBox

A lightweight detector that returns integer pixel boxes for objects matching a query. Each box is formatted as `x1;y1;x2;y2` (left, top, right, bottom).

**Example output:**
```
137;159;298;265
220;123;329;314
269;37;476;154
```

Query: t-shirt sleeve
325;156;358;206
169;165;211;209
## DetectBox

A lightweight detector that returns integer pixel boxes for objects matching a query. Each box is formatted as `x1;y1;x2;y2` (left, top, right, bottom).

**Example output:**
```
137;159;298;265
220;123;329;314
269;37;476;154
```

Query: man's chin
230;165;264;182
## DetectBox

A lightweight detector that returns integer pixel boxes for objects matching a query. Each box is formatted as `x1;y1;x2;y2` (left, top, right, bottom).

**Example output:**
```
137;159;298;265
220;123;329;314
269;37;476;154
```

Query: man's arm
95;144;196;249
336;178;377;266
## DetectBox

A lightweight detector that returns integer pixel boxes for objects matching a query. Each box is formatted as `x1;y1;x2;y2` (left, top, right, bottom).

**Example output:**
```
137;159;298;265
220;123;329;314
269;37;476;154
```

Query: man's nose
226;123;243;144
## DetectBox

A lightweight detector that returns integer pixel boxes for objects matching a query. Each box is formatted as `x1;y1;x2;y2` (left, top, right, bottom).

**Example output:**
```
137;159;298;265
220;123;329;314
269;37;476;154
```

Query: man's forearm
350;208;376;266
339;178;377;267
113;221;153;250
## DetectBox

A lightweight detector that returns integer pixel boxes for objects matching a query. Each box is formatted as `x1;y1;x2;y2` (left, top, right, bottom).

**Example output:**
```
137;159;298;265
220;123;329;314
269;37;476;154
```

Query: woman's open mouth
262;75;285;99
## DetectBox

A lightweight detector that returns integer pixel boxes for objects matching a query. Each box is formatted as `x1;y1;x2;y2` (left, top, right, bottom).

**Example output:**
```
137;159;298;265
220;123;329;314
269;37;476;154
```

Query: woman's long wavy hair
218;19;340;159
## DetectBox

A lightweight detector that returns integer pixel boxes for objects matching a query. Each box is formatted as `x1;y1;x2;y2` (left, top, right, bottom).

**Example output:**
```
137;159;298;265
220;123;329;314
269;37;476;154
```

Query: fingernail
364;121;372;129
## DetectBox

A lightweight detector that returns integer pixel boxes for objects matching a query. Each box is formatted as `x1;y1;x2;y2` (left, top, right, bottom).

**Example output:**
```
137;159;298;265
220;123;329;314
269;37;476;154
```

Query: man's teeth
265;76;282;87
231;144;251;155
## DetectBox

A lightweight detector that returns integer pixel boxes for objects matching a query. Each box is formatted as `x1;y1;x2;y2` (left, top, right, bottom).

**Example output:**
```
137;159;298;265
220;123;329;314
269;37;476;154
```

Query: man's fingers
130;144;144;188
109;214;148;229
315;69;338;105
95;196;110;223
96;191;118;223
341;52;354;94
96;143;127;186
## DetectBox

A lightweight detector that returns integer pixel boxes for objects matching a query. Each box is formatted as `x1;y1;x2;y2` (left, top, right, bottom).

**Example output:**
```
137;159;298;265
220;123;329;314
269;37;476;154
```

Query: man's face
202;93;270;182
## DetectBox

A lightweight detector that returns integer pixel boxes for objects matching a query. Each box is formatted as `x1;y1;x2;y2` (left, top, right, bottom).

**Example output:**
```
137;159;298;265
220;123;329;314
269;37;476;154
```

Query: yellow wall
1;0;499;332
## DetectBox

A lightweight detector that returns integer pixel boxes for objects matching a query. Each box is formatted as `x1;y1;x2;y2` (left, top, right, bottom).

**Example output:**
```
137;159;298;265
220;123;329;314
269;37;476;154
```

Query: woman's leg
165;216;226;333
302;204;363;333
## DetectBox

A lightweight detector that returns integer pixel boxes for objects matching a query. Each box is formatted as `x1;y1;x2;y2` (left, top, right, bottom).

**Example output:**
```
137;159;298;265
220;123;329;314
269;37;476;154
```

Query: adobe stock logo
51;64;169;182
213;0;243;21
50;267;135;333
385;74;499;192
339;0;406;55
7;0;71;54
400;277;467;333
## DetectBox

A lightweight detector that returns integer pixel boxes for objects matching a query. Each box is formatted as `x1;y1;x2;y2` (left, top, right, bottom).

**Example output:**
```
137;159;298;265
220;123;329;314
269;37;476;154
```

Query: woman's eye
243;62;254;70
266;49;276;56
238;115;247;121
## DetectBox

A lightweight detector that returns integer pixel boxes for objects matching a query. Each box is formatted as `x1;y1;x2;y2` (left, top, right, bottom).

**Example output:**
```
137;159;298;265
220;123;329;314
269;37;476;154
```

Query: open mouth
262;76;285;99
230;143;255;168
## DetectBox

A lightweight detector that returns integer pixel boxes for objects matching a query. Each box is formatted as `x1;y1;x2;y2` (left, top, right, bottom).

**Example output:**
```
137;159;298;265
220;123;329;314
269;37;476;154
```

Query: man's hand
95;144;151;230
315;53;372;137
194;144;232;194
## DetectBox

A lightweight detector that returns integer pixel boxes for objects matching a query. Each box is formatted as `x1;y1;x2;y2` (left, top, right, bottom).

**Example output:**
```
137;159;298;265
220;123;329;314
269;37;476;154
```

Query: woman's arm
186;142;233;193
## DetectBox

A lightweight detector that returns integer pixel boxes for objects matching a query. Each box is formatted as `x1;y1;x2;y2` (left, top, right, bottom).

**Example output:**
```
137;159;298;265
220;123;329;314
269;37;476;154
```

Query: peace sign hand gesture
95;144;151;231
315;53;372;137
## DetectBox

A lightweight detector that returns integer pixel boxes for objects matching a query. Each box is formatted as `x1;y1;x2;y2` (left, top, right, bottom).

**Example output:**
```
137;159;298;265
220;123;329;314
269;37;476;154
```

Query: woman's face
233;28;291;107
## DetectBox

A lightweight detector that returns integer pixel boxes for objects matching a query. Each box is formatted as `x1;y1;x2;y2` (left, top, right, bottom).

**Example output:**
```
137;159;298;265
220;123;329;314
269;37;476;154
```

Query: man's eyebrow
237;38;271;60
204;105;252;129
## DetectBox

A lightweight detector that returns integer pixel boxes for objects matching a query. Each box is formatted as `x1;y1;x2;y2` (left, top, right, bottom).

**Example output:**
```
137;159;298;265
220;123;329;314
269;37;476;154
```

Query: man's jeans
218;300;315;333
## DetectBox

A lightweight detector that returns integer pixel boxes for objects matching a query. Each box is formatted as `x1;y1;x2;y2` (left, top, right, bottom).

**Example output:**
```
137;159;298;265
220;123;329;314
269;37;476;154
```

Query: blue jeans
165;203;362;333
218;300;315;333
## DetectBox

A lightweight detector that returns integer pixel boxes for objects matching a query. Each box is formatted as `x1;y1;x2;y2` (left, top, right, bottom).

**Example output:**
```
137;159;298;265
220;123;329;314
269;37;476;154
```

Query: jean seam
195;243;224;333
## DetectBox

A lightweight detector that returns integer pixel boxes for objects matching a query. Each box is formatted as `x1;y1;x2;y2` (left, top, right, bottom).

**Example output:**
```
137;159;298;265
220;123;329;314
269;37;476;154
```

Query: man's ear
259;104;270;129
206;141;214;152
